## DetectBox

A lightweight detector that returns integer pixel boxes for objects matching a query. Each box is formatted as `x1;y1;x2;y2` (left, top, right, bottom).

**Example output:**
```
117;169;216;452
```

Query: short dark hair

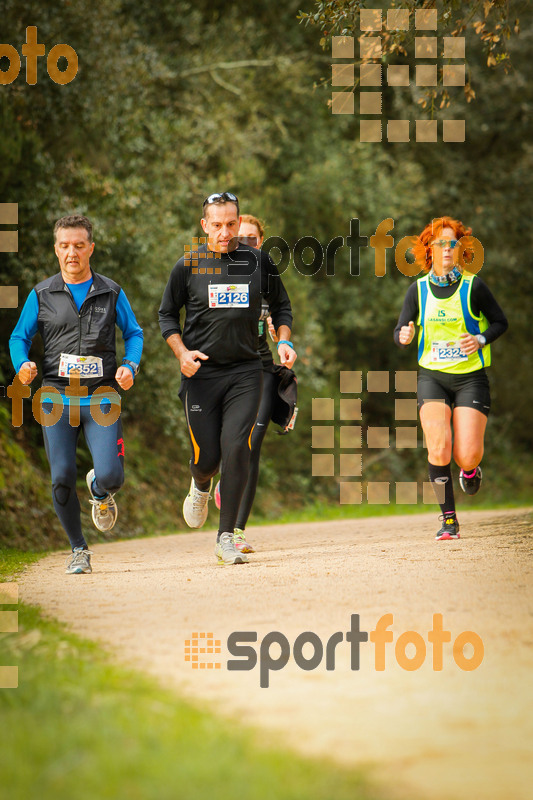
54;215;93;242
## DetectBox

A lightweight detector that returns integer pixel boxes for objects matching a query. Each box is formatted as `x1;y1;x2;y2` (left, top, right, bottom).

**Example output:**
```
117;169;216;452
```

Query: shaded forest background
1;0;532;549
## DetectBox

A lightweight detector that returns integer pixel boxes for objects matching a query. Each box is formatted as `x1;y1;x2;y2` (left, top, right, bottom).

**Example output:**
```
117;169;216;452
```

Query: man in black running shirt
159;192;296;565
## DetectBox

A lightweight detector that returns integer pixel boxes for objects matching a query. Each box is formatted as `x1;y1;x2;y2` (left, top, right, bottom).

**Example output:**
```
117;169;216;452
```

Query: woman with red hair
394;217;508;540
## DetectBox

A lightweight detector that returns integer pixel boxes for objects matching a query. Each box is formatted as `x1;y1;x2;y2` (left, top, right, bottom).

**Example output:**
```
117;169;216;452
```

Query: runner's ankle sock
428;462;456;518
91;478;107;500
461;467;477;479
195;479;211;492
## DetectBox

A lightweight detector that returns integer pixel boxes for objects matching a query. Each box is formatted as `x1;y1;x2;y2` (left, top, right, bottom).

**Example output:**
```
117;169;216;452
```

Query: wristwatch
475;335;486;348
122;359;139;376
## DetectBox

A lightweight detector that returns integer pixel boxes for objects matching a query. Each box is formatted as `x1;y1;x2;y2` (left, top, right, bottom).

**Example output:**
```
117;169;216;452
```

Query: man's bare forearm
277;325;291;342
166;333;188;361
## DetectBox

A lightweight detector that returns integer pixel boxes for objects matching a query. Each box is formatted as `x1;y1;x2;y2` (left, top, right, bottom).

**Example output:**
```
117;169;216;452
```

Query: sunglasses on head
203;192;239;208
432;239;459;249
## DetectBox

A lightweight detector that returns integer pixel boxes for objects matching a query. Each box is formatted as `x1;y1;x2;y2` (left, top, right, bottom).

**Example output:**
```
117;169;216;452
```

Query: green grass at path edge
259;496;533;526
0;595;386;800
0;548;46;580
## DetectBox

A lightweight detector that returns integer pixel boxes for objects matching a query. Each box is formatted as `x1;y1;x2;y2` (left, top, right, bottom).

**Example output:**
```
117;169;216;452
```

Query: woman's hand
459;333;481;355
399;321;415;345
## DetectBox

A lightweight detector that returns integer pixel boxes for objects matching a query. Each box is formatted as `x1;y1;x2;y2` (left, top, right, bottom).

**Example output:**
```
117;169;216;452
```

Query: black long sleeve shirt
159;244;293;376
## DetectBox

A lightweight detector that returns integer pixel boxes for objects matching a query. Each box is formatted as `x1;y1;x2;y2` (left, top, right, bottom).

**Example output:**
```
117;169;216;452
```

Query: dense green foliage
1;0;532;548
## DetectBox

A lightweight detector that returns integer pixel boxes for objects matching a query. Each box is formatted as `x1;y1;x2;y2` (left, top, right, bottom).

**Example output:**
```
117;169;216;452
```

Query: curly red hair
412;216;473;273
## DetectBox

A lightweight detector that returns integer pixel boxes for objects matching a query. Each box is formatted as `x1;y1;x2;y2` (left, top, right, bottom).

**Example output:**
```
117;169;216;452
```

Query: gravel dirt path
20;508;533;800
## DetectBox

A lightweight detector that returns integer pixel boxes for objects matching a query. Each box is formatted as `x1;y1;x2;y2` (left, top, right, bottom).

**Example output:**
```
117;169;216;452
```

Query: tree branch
179;59;280;77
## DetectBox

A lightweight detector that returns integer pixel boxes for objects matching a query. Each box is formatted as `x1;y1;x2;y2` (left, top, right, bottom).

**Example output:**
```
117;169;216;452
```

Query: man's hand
115;365;134;390
18;361;37;385
278;343;297;369
399;321;415;345
459;332;481;356
180;349;209;377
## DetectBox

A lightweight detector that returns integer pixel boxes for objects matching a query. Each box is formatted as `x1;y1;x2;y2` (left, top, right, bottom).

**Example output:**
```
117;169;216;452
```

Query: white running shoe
66;547;93;574
183;477;212;528
215;532;248;565
86;469;117;532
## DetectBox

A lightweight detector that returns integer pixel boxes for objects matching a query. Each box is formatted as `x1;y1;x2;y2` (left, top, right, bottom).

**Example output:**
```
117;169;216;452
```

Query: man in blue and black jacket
9;214;143;574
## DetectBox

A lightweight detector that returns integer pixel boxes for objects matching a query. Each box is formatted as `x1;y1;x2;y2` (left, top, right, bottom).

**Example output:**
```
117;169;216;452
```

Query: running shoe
86;469;118;532
183;477;212;528
215;532;248;565
234;528;255;553
214;480;221;510
459;466;483;496
435;515;461;540
66;547;93;574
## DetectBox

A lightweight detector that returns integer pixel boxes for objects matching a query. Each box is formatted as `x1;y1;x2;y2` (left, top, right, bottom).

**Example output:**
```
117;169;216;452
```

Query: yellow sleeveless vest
417;273;491;373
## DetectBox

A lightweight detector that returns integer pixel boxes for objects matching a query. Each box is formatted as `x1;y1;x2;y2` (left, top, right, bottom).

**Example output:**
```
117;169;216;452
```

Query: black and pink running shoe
459;466;482;496
436;515;461;540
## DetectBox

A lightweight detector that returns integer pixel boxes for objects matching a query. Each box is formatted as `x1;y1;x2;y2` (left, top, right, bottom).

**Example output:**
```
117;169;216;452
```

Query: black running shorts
417;367;491;417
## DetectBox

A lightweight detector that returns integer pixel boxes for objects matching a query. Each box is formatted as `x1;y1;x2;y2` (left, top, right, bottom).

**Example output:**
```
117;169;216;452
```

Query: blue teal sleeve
116;289;143;364
9;290;39;373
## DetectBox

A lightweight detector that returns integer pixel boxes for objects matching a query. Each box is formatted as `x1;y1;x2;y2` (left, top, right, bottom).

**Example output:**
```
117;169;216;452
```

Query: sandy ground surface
20;508;533;800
